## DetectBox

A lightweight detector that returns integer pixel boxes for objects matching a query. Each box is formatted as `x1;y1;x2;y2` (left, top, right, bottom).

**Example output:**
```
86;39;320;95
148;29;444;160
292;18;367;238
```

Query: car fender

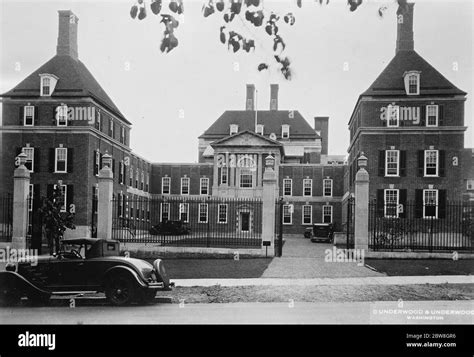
102;266;147;288
0;271;51;298
152;259;170;288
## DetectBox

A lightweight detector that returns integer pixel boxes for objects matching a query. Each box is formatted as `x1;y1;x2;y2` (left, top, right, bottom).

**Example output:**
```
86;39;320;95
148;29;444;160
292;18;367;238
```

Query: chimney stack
57;10;79;59
270;84;279;110
396;3;414;53
314;117;329;156
246;84;255;110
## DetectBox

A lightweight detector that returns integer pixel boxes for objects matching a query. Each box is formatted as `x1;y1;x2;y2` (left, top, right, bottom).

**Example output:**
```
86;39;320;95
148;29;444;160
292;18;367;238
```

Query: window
181;177;190;195
426;105;438;127
119;161;124;184
423;189;438;219
161;203;170;222
55;148;68;173
95;111;101;130
467;180;474;191
179;203;189;223
109;120;114;138
303;179;312;196
200;178;209;195
424;150;438;177
199;203;208;223
141;171;144;190
94;151;101;176
230;124;238;135
120;126;125;144
22;147;34;172
283;205;292;224
385;150;399;177
56;105;68;126
256;124;264;135
323;179;333;197
28;184;34;212
240;169;253;188
302;205;312;225
135;170;139;188
41;77;51;96
220;166;228;185
146;173;149;192
404;71;420;95
129;167;134;186
323;205;333;223
384;189;399;218
218;204;228;223
283;179;292;196
162;177;171;194
387;105;399;127
24;106;34;126
281;125;290;139
53;184;67;212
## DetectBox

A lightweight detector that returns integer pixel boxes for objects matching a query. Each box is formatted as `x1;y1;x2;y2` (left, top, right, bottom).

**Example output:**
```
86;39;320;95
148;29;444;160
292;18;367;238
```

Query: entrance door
240;212;250;232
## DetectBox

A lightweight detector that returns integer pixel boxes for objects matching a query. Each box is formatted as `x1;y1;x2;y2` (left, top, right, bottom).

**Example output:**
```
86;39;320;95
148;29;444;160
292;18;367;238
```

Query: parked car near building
0;238;173;306
305;223;334;243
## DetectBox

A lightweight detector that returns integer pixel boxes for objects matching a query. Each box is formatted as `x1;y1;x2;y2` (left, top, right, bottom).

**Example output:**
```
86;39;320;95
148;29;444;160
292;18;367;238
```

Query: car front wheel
105;276;137;306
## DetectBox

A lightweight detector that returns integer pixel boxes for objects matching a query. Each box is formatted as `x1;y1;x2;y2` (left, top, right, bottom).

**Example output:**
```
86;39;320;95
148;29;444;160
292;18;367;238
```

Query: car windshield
60;243;89;258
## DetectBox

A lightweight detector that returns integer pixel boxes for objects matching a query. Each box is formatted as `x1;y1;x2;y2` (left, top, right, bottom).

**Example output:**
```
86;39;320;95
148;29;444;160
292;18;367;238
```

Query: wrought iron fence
369;200;474;252
346;197;355;250
0;194;13;242
112;195;263;248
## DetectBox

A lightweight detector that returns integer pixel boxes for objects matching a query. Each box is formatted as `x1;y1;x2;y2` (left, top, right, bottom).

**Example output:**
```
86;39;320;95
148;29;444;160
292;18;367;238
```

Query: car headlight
5;263;16;272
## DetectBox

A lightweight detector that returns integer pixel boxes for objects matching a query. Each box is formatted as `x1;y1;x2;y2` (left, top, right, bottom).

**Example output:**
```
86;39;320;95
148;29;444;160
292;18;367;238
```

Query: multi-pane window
41;77;51;96
281;125;290;139
135;170;139;188
282;205;292;224
181;177;190;195
54;184;67;212
423;189;438;219
160;203;170;222
56;105;68;126
55;148;68;173
384;189;399;218
95;151;101;175
424;150;438;177
28;184;34;212
162;177;171;194
426;105;438;127
323;205;333;223
198;203;208;223
302;205;312;225
119;161;124;184
218;204;228;223
200;178;209;195
22;147;34;172
179;203;189;223
387;105;399;127
230;124;238;135
120;126;125;144
141;171;145;190
323;179;333;197
283;179;292;196
220;166;228;185
408;74;419;94
24;106;34;126
129;167;134;186
95;111;101;130
303;179;312;196
256;124;264;135
109;120;114;138
146;173;150;192
240;169;253;188
385;150;399;176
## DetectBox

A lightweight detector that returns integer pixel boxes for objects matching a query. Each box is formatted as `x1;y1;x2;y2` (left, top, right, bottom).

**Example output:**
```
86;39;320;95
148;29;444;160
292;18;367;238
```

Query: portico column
355;154;369;251
12;153;30;249
262;155;277;256
98;153;114;240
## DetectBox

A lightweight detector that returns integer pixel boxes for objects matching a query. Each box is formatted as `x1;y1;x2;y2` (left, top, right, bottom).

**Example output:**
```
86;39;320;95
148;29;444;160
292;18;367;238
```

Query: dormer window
230;124;238;135
403;71;420;95
256;124;264;135
281;124;290;139
39;74;58;96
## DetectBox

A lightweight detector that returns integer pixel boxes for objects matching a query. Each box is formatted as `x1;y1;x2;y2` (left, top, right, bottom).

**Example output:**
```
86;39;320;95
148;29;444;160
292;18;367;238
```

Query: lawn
365;259;474;276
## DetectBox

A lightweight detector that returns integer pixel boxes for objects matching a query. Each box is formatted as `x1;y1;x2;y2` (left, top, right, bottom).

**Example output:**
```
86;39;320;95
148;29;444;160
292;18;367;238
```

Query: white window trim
323;179;333;197
384;189;400;218
218;204;228;224
303;179;312;196
404;71;420;96
22;147;34;173
198;203;209;223
56;105;68;126
322;205;333;223
424;150;439;177
281;125;290;139
239;169;253;189
55;147;68;173
179;203;189;223
283;204;293;225
230;124;238;135
283;179;292;197
387;105;400;127
302;205;312;225
162;177;171;195
119;161;125;184
181;177;190;195
426;105;439;127
95;151;101;176
220;166;228;185
423;189;439;219
200;178;209;195
256;124;264;135
24;105;34;126
160;203;170;222
385;150;400;177
53;184;67;212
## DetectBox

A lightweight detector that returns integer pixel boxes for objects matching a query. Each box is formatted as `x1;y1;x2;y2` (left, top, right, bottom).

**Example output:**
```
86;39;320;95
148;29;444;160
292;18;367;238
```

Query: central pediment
210;130;282;148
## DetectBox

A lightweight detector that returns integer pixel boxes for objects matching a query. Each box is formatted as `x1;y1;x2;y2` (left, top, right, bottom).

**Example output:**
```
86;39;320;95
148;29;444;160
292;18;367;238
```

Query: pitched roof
210;130;283;147
200;110;318;140
362;50;466;97
1;55;130;124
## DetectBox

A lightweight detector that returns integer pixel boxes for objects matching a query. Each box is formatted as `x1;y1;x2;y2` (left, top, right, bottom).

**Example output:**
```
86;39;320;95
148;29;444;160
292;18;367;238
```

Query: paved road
1;301;472;324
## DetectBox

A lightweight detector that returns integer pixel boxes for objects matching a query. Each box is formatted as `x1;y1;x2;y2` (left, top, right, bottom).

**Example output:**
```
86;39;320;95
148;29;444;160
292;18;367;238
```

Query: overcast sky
1;0;472;163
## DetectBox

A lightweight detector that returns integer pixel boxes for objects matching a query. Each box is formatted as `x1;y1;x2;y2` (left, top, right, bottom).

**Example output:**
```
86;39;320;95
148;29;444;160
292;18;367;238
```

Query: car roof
61;238;119;245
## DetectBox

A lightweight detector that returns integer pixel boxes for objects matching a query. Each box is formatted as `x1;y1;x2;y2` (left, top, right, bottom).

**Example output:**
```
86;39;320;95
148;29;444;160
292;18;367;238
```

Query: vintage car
304;223;334;243
0;238;173;306
149;220;191;236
